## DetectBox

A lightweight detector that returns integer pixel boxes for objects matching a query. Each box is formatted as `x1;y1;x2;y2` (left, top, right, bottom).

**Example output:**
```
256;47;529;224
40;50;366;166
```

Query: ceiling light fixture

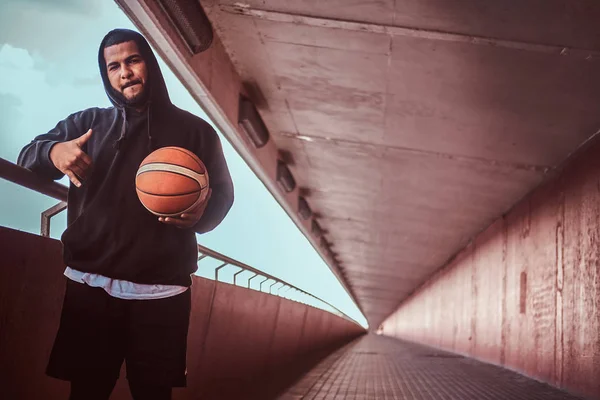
157;0;214;54
276;160;296;193
238;95;270;148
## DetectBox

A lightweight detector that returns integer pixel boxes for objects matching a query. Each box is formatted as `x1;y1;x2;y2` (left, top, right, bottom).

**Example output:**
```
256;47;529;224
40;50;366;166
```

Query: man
17;28;234;400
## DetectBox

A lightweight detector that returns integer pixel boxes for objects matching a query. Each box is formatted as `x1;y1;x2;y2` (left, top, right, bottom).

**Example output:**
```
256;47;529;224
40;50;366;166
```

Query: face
104;40;148;105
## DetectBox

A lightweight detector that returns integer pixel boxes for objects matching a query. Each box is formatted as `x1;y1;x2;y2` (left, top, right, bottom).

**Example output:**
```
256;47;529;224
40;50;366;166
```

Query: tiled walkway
278;334;586;400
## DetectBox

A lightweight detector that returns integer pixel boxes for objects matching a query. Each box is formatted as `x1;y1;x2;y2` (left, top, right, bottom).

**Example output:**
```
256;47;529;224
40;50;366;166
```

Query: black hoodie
17;29;234;286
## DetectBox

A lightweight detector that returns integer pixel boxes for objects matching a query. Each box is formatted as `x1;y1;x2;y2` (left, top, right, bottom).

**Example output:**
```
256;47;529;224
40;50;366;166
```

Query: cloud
0;93;26;165
0;92;21;108
0;45;34;69
73;75;102;86
0;44;48;95
0;0;117;66
0;43;110;163
0;93;23;151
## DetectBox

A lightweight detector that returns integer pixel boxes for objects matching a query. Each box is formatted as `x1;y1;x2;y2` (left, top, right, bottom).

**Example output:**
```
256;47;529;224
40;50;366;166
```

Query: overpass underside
110;0;599;398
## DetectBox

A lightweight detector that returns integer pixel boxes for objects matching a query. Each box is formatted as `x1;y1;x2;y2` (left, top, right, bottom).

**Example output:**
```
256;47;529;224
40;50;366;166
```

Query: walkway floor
278;334;586;400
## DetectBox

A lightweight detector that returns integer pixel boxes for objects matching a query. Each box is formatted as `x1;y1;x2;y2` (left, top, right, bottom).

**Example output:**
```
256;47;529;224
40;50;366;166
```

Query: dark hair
102;29;141;50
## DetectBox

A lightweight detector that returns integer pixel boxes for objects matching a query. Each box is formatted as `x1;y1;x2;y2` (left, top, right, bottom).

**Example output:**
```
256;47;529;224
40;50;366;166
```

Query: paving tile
278;334;587;400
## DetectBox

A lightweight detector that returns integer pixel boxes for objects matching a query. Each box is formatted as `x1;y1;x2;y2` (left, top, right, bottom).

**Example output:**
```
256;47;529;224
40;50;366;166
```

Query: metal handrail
0;157;67;201
0;157;360;325
1;158;68;236
196;243;359;324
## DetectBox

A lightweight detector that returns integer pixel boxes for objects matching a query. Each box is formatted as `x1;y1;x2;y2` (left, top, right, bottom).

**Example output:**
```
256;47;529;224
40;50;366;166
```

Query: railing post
215;262;228;281
269;281;278;294
283;286;293;298
40;201;67;237
277;284;286;295
259;277;269;292
233;268;245;286
246;273;258;289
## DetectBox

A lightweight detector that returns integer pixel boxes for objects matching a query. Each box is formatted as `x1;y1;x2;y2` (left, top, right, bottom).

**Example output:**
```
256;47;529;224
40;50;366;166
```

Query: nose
120;64;133;80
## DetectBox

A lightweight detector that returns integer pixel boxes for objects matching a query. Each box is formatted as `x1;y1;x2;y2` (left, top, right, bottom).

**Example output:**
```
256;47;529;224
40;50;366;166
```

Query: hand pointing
49;129;94;187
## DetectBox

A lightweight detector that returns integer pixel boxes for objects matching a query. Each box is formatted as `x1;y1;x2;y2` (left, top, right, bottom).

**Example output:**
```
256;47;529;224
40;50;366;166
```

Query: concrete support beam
220;4;600;59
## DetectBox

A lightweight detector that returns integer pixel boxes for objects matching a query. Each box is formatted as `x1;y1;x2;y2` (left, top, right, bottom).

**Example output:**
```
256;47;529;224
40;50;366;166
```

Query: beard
124;88;149;107
115;81;150;108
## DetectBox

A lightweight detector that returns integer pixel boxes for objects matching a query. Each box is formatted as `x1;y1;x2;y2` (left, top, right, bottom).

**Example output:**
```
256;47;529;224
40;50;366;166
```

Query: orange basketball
135;147;209;217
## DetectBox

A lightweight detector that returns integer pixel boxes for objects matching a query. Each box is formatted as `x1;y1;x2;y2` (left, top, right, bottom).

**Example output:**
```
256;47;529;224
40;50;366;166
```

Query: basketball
135;147;209;217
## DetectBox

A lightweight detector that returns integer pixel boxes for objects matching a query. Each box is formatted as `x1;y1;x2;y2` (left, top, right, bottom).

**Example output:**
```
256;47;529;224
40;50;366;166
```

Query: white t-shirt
64;267;188;300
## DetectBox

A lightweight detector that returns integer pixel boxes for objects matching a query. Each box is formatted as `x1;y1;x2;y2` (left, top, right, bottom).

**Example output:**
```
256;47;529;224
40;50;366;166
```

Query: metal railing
0;157;359;325
195;243;358;323
0;158;67;236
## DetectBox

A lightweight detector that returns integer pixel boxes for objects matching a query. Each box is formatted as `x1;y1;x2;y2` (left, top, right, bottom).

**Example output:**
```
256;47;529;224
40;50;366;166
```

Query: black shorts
46;279;191;387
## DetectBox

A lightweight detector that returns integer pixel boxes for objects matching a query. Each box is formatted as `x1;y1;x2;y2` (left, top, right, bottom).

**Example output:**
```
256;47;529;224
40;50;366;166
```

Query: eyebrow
107;53;143;69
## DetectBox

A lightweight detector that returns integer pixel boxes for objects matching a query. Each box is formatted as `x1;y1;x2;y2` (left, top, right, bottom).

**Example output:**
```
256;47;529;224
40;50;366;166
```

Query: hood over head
98;29;171;150
98;28;171;109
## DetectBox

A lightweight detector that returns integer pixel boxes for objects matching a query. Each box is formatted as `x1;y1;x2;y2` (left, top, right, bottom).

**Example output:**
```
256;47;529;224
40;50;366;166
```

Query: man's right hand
49;129;94;188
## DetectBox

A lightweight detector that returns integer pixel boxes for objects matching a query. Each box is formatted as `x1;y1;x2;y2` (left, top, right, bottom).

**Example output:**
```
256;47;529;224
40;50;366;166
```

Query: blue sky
0;0;366;327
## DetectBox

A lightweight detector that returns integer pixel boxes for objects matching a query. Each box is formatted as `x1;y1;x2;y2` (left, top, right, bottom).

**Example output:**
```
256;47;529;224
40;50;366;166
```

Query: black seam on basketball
167;148;204;173
136;187;201;197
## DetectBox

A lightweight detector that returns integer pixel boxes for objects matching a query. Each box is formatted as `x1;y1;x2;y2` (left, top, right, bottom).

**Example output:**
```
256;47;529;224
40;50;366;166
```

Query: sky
0;0;367;327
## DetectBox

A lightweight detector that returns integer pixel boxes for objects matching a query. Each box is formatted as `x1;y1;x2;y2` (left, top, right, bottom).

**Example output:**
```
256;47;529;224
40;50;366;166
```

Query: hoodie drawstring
113;108;128;150
113;106;153;152
147;102;153;152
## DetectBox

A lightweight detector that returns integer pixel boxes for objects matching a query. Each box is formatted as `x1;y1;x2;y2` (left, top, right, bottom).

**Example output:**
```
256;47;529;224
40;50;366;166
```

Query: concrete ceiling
201;0;600;328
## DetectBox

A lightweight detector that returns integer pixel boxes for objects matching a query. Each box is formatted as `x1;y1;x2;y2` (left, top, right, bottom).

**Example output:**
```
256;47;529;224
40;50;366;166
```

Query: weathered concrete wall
381;139;600;399
0;227;363;399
